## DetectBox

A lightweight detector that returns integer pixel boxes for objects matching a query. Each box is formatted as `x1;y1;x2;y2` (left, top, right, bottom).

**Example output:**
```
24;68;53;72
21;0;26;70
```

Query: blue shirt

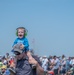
13;37;29;52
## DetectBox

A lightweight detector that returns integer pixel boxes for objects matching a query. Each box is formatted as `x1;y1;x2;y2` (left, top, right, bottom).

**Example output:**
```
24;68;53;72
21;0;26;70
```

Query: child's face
17;29;25;38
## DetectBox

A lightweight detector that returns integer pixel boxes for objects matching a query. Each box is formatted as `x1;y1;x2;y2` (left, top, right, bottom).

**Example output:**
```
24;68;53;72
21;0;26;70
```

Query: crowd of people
40;55;74;75
0;53;15;75
0;53;74;75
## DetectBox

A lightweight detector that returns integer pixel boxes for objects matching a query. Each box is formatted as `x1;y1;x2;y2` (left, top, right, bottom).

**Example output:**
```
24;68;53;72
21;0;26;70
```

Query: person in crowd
52;55;60;75
59;55;66;75
1;65;7;75
42;56;48;72
0;60;3;69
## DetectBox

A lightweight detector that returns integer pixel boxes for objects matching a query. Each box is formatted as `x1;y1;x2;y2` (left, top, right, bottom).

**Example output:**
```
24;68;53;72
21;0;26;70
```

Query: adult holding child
11;27;44;75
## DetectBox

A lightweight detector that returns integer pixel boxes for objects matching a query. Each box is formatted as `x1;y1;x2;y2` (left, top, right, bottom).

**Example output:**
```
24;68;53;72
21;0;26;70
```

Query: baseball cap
12;44;23;55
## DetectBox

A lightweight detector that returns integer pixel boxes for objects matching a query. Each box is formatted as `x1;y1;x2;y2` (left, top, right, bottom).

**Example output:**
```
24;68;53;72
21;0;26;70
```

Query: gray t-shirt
15;56;32;75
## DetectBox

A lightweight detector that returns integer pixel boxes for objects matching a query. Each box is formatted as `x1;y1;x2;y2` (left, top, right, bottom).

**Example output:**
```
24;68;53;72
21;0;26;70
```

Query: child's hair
16;27;28;37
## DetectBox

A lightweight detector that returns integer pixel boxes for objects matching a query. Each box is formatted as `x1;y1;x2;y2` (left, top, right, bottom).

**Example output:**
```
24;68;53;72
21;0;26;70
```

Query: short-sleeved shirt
15;55;42;75
15;56;32;75
13;37;29;52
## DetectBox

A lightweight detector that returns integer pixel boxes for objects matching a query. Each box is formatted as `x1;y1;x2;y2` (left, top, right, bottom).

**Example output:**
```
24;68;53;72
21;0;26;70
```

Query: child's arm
27;51;38;65
27;51;33;59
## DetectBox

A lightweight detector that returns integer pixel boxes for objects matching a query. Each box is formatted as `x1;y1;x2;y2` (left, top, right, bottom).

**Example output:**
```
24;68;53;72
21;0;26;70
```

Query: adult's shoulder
32;55;42;66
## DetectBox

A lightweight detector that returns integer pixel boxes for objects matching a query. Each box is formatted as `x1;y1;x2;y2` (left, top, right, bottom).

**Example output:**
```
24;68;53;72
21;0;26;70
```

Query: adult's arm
32;55;44;75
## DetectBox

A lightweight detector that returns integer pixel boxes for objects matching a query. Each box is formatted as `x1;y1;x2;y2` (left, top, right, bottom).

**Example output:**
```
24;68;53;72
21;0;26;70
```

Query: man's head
16;27;27;38
13;44;25;60
53;55;57;60
1;65;7;73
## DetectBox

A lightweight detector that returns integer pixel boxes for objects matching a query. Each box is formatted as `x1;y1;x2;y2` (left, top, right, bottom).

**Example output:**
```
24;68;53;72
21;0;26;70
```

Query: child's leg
27;51;38;65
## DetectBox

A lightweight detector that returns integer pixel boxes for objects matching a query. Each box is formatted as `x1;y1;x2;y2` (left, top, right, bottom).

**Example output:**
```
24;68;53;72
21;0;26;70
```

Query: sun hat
1;65;7;69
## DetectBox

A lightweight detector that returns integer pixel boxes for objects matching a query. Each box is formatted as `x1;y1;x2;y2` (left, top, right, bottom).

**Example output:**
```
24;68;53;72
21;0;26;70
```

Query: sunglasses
14;51;21;55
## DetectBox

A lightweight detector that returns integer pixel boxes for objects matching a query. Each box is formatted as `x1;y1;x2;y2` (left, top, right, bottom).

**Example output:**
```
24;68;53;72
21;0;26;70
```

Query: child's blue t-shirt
12;37;29;52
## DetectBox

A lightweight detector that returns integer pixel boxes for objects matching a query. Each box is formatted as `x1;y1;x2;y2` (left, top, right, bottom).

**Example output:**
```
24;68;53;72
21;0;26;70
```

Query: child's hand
20;44;25;50
29;57;38;66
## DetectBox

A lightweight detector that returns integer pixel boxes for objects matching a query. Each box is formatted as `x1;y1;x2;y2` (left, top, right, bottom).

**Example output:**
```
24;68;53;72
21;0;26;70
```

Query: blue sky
0;0;74;57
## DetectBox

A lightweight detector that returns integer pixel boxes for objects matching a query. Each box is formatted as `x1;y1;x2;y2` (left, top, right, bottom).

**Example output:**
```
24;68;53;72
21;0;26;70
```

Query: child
12;27;37;65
